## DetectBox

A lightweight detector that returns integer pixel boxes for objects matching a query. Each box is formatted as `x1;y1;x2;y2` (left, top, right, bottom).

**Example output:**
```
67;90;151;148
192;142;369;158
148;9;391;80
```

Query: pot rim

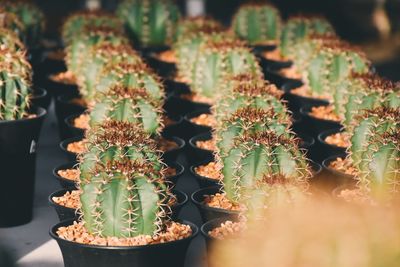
322;153;354;179
52;161;79;187
50;218;198;250
189;157;221;185
189;132;213;153
200;217;240;240
317;128;347;149
299;104;343;125
0;106;46;125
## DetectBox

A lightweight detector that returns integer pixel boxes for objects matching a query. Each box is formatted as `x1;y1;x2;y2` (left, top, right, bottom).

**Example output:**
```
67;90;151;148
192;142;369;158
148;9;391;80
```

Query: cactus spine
117;0;180;47
232;3;282;45
79;121;172;237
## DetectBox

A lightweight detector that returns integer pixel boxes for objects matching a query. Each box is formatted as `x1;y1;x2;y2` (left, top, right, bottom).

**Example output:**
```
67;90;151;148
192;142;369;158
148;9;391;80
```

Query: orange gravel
157;50;176;63
309;105;341;121
165;167;177;177
329;157;357;176
208;220;247;240
57;168;80;181
291;86;331;100
73;114;90;130
262;49;286;61
66;140;87;154
279;66;302;80
50;71;76;85
204;193;243;211
180;93;214;105
157;138;178;152
196;139;216;151
325;132;350;148
52;190;80;209
338;189;373;205
195;162;222;180
190;114;217;127
57;221;192;246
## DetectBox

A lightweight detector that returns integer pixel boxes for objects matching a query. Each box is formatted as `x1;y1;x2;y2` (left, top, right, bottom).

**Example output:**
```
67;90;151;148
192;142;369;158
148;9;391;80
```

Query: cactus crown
220;131;311;204
2;0;45;48
0;27;25;51
0;8;25;38
90;84;164;135
79;121;172;238
0;47;32;120
232;2;282;45
117;0;180;47
349;107;400;203
191;39;262;98
176;16;224;41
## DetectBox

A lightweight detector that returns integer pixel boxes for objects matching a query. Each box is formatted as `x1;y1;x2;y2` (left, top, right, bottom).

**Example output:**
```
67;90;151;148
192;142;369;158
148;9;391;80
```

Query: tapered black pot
188;132;214;164
49;188;79;221
299;104;342;138
322;154;355;187
60;136;83;162
55;94;86;140
259;55;293;73
264;70;302;90
53;162;79;189
43;73;79;99
50;218;198;267
283;88;330;117
64;113;85;138
146;52;176;78
31;87;51;110
163;79;191;97
191;187;240;223
189;153;220;188
0;107;46;227
164;161;185;185
318;129;347;161
183;109;213;139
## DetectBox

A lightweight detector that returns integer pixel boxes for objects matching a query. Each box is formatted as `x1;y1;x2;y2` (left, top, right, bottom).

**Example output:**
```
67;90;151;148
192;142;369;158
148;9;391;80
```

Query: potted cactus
50;121;197;267
117;0;180;52
231;2;282;50
0;46;46;227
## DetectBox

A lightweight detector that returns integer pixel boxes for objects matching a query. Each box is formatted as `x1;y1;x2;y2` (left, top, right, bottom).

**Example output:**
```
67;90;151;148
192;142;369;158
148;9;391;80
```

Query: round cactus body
232;3;282;45
79;121;172;237
117;0;180;47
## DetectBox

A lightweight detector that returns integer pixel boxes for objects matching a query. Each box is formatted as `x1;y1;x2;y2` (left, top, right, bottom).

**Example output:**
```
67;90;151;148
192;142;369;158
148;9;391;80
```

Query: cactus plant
280;15;335;59
190;39;262;98
213;74;286;122
215;107;292;156
232;3;282;45
341;73;400;128
62;11;124;46
79;120;172;237
0;27;25;51
176;16;223;41
89;85;163;135
2;1;45;48
0;8;25;39
300;42;370;99
117;0;180;47
349;107;400;203
220;131;311;204
0;47;32;120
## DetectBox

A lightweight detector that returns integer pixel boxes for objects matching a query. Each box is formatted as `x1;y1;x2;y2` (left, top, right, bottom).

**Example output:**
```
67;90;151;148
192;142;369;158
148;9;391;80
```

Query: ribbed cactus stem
232;3;282;45
79;121;172;237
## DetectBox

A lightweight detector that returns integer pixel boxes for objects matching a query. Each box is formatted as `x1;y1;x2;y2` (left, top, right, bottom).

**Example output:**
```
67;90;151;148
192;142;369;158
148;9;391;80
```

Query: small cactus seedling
232;3;282;45
349;107;400;203
280;15;335;59
62;11;123;46
79;120;172;237
190;39;262;98
117;0;180;47
0;47;32;120
342;73;400;128
2;1;45;48
215;107;292;156
90;85;164;135
97;61;165;101
213;74;286;122
301;42;370;99
220;131;311;204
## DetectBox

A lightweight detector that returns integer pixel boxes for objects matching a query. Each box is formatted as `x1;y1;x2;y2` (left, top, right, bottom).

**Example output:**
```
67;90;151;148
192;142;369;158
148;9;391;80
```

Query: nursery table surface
0;102;206;267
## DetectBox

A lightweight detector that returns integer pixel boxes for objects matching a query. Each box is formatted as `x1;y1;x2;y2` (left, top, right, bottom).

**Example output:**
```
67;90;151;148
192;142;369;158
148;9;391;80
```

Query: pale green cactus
232;3;282;45
0;27;25;51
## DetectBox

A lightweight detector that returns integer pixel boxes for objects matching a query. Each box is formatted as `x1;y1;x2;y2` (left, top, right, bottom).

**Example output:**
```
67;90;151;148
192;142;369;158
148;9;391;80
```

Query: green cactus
79;120;172;237
342;74;400;128
62;11;124;46
0;27;25;52
280;15;335;59
213;74;287;122
97;61;165;101
117;0;180;47
174;29;231;83
232;3;282;45
2;1;45;48
301;42;370;98
220;131;311;204
73;41;142;104
0;9;25;40
90;85;163;135
0;47;32;120
175;16;223;41
349;107;400;203
215;107;292;156
190;39;262;98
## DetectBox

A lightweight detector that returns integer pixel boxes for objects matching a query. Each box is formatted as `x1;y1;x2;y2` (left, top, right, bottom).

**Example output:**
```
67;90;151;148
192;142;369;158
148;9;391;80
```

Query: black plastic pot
60;136;83;162
163;79;191;97
264;69;302;90
31;87;51;110
189;153;220;188
259;55;293;73
191;187;240;223
322;154;355;188
55;94;86;140
188;132;214;164
43;73;79;99
171;189;188;221
0;107;46;227
164;161;185;185
53;162;79;189
318;129;348;161
331;183;357;199
283;90;329;117
146;52;176;78
49;188;79;222
163;95;211;120
299;104;342;139
64;113;86;138
50;218;198;267
183;109;213;138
